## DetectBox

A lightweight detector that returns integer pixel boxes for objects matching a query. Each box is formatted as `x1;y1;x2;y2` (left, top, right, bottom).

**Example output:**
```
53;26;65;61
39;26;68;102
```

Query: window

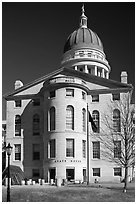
113;109;121;132
82;108;86;132
93;142;100;159
32;169;40;178
112;93;120;101
15;115;21;136
66;139;74;157
82;140;86;158
66;106;74;130
82;91;86;100
33;114;40;135
15;144;21;160
114;168;122;176
33;144;40;160
50;90;55;98
15;100;22;107
114;141;121;158
92;110;100;133
33;99;40;106
93;168;100;177
66;89;74;97
49;107;55;131
92;95;99;102
49;139;56;158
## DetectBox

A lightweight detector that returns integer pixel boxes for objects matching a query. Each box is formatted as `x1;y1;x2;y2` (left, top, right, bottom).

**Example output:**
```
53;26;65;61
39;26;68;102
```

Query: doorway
49;168;56;182
66;168;74;181
83;168;86;182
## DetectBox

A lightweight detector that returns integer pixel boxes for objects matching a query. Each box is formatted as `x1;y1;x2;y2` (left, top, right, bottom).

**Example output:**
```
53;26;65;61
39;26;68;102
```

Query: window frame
49;139;56;158
114;168;122;176
92;95;99;102
33;114;40;136
82;140;86;158
93;168;100;177
92;141;100;159
112;93;120;101
92;110;100;133
66;139;74;157
33;144;40;160
15;100;22;107
14;144;21;161
66;105;74;130
15;115;21;136
66;89;74;97
113;109;121;132
114;141;121;159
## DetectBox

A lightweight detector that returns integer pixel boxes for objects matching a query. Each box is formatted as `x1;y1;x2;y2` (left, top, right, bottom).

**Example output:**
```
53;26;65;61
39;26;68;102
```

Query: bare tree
96;92;135;192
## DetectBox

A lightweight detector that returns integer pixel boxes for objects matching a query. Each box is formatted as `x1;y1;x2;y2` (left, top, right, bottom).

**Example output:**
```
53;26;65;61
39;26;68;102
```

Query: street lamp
6;143;13;202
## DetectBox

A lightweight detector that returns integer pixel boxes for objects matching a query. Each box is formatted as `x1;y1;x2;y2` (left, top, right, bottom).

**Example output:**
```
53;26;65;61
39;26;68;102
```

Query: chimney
121;71;128;84
15;80;23;90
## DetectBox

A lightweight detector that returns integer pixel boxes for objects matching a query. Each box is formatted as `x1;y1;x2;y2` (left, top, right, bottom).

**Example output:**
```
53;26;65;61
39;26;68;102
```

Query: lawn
2;182;135;202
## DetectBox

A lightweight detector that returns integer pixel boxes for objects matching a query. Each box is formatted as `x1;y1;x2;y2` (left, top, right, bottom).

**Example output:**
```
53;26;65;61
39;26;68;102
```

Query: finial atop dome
80;4;87;28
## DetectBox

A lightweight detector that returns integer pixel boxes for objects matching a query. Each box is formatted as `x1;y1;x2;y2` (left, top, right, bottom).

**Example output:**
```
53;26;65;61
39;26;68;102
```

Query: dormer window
15;100;22;107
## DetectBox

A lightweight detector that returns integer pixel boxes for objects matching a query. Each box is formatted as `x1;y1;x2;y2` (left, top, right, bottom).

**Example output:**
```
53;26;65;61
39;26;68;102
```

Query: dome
63;27;103;53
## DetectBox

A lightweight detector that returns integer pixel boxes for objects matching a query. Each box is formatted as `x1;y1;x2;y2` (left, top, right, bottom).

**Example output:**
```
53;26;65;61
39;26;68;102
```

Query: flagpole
87;103;89;185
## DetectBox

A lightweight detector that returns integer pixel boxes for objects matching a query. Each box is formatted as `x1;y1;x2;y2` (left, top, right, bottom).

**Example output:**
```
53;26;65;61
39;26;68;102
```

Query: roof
4;67;133;99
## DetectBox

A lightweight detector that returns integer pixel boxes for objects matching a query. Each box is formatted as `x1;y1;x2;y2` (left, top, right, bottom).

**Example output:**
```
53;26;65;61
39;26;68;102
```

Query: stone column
95;66;97;76
75;66;77;71
106;72;109;79
102;69;105;78
85;65;88;73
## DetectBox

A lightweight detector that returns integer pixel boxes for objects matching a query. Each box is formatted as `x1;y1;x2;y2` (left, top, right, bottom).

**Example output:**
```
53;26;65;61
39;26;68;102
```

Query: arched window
113;109;121;132
66;105;74;130
15;115;21;136
33;114;40;135
49;107;55;131
82;108;86;132
92;110;100;133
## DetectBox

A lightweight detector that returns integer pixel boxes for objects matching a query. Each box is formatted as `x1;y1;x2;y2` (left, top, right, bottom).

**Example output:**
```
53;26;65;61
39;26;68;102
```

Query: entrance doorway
66;168;74;181
49;168;56;182
83;169;86;182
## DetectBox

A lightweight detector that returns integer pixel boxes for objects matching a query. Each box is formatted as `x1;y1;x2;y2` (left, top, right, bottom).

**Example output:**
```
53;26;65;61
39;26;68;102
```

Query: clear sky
2;2;135;119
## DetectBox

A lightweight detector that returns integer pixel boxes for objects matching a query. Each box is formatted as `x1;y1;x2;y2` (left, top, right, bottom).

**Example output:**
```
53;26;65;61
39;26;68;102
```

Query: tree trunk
123;166;128;193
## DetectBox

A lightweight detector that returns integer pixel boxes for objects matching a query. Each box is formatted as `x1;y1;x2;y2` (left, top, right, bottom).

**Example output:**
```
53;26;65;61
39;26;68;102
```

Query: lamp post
6;143;13;202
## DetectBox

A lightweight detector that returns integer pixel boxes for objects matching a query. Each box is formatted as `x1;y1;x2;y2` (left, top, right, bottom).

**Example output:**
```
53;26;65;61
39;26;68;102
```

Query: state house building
4;6;134;183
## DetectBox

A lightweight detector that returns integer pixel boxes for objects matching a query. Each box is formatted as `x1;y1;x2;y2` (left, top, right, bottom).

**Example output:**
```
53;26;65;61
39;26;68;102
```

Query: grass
2;182;135;202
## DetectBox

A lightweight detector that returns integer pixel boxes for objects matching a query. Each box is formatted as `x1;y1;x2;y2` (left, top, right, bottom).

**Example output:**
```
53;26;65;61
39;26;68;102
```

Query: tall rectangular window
66;106;74;130
82;108;86;132
32;169;40;178
82;140;86;158
15;115;21;136
114;168;122;176
66;89;74;97
93;168;100;177
33;144;40;160
114;141;121;158
92;95;99;102
15;144;21;160
66;139;74;157
49;139;56;158
93;142;100;159
15;100;22;107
